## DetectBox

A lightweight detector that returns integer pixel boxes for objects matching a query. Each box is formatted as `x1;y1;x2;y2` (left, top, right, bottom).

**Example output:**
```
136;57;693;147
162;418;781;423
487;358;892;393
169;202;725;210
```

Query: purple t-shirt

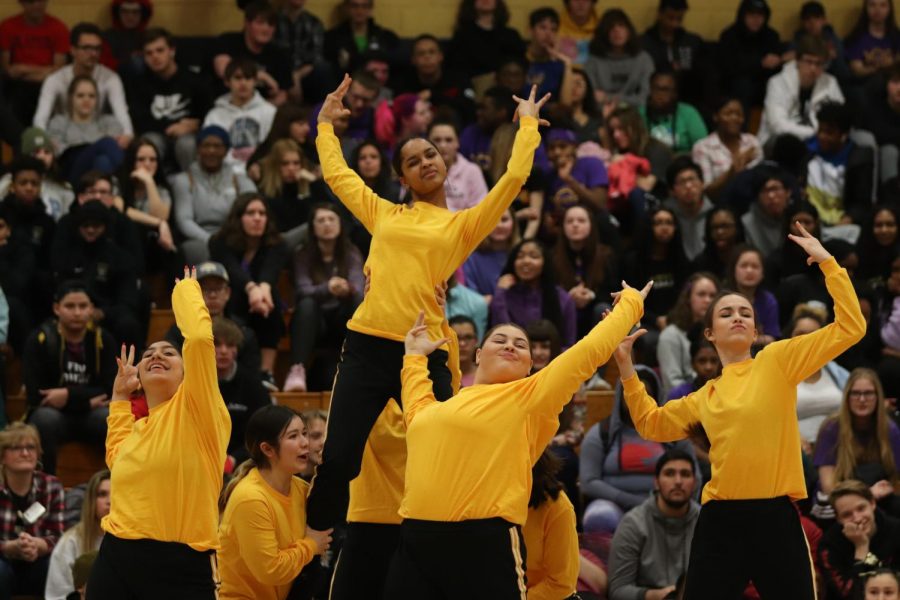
753;289;781;339
845;30;900;66
814;419;900;472
526;59;565;99
545;156;609;214
459;124;493;173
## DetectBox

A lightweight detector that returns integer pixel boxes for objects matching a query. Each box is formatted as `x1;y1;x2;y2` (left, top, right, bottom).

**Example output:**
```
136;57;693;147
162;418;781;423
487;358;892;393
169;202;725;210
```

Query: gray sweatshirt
608;493;700;600
172;162;256;242
582;51;655;108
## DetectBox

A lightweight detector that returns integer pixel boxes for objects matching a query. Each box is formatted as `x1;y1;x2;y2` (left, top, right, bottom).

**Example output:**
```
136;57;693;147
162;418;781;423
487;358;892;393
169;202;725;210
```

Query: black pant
330;522;401;600
384;518;527;599
290;296;356;366
684;496;816;600
306;331;452;531
86;534;218;600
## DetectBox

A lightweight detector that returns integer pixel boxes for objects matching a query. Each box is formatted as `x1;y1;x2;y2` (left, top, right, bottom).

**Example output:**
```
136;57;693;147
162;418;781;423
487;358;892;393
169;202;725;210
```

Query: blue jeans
28;405;109;474
61;137;125;185
0;554;51;600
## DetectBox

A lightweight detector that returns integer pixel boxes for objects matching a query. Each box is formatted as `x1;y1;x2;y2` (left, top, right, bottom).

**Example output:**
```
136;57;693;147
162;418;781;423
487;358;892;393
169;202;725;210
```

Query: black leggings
684;496;816;600
330;522;401;600
86;534;218;600
305;330;452;530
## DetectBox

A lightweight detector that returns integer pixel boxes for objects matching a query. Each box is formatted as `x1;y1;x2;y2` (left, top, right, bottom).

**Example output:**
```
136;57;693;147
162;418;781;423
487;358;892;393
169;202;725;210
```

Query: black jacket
0;194;55;270
219;363;271;463
717;0;782;83
819;509;900;600
324;18;399;72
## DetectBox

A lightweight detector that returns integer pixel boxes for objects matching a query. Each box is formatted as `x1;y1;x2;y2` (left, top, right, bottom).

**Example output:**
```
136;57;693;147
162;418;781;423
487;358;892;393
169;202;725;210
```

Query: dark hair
795;33;830;59
529;448;564;508
253;103;311;167
666;155;703;189
829;478;875;506
390;137;440;179
243;0;277;24
633;206;689;275
303;202;355;284
668;272;720;331
66;75;98;115
553;204;612;292
483;85;518;122
225;57;258;80
54;279;93;303
887;61;900;83
801;1;826;19
698;207;744;271
590;9;641;57
502;240;566;336
75;170;113;196
847;0;900;46
525;319;562;361
9;155;45;179
689;332;716;360
570;67;601;117
529;7;560;28
726;244;765;292
481;322;531;348
70;22;102;46
659;0;688;10
117;137;169;210
212;316;244;348
449;314;477;332
455;0;511;29
701;288;755;332
349;68;380;92
353;139;397;190
711;94;744;116
427;119;461;138
862;568;900;589
753;166;793;198
654;447;695;478
141;27;174;49
212;192;282;253
412;34;441;52
783;200;820;236
816;101;852;133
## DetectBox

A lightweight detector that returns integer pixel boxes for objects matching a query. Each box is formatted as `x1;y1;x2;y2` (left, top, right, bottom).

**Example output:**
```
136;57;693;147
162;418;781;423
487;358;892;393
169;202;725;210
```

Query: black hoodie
718;0;782;83
819;509;900;600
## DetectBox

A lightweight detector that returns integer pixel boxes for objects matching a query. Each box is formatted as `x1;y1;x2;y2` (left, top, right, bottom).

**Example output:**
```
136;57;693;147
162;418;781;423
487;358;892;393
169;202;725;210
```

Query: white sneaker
284;363;307;392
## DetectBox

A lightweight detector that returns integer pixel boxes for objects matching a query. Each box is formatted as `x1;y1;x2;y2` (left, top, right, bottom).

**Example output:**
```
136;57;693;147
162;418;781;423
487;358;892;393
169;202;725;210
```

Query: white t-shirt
796;371;843;444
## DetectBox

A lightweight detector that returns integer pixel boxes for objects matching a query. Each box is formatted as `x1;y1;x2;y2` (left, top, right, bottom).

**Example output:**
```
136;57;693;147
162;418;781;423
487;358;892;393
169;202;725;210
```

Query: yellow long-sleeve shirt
218;469;317;600
346;400;405;525
623;257;865;503
399;289;644;525
316;116;540;346
523;491;580;600
101;279;231;551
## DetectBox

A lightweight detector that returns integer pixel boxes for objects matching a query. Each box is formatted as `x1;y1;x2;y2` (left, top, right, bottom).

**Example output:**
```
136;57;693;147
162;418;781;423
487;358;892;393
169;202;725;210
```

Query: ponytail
219;459;257;513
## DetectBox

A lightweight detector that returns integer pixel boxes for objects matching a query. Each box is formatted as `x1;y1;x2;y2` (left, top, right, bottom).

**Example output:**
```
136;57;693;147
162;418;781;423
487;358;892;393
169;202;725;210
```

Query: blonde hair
74;470;110;552
258;139;308;198
0;422;42;484
829;368;897;486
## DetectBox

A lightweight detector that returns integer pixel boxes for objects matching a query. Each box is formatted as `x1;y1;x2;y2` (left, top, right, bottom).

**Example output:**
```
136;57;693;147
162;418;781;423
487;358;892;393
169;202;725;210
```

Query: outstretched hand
787;222;831;266
404;311;449;357
612;328;647;380
113;344;140;400
610;280;654;305
175;265;197;285
512;85;552;127
318;74;353;124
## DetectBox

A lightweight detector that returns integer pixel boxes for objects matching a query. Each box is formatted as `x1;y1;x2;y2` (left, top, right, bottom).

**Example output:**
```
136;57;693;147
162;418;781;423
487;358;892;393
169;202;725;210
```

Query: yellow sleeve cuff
317;122;335;136
403;354;429;368
110;400;133;415
819;255;840;277
519;115;538;130
621;373;643;393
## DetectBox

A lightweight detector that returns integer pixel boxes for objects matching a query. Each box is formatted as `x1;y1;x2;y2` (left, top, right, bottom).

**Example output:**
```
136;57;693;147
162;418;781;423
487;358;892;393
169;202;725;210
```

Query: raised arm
106;344;139;468
315;75;390;232
400;311;450;426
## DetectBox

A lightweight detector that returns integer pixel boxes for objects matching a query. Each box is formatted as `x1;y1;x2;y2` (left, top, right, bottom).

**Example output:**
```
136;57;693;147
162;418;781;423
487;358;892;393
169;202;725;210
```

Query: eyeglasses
5;444;37;454
761;183;786;195
457;334;477;342
76;44;103;53
86;187;112;196
849;390;877;399
201;284;228;295
674;174;700;187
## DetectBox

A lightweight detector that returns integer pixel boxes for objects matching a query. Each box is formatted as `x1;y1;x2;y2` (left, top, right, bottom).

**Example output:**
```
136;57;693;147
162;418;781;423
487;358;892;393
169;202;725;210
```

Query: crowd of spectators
0;0;900;597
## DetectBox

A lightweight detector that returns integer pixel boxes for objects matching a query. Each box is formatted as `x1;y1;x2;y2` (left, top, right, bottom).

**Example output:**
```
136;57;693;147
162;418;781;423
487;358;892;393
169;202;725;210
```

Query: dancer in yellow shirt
218;405;332;600
612;224;865;600
87;267;231;599
385;280;649;598
306;75;548;537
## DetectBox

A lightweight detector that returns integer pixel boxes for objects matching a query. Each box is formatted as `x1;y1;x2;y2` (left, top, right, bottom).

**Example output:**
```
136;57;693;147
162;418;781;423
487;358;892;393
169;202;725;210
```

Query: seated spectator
657;271;719;393
819;480;900;600
787;305;848;450
622;207;690;346
691;96;762;202
448;0;524;82
310;69;380;145
0;128;74;221
34;23;133;138
299;409;327;482
395;34;475;124
286;203;363;393
102;0;151;74
50;201;142;348
524;7;574;100
374;92;432;152
214;316;270;473
553;204;616;338
663;156;712;262
44;470;108;600
727;245;779;345
360;48;393;103
861;568;900;599
640;0;706;108
691;207;744;282
640;69;707;154
115;138;178;276
257;139;318;251
164;261;262;374
449;315;479;388
557;0;599;66
340;140;400;257
765;201;822;288
247;103;314;180
462;206;519;300
0;202;37;353
814;369;900;520
459;85;518;179
523;449;579;599
324;0;398;74
0;0;68;124
584;9;655;109
23;281;115;475
274;0;328;103
845;0;900;85
494;55;528;96
0;422;65;597
0;155;55;275
805;102;875;226
857;205;900;296
172;126;256;264
491;239;576;348
47;75;127;185
428;121;487;212
544;128;608;220
209;192;288;391
777;238;859;328
607;449;700;600
213;1;291;106
446;274;488;343
561;67;604;144
865;64;900;184
203;58;276;174
741;166;792;258
759;35;844;150
790;1;851;84
125;27;210;173
580;366;697;535
717;0;783;110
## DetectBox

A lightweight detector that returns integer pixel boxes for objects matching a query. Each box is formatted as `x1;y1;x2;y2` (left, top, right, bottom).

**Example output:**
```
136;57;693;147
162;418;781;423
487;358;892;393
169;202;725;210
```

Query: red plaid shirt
0;471;65;551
